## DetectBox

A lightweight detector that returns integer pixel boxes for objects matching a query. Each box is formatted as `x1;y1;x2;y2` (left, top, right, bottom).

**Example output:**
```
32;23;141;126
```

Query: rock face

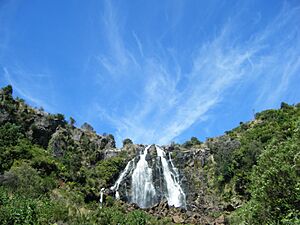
27;111;66;148
0;85;117;166
109;141;231;224
48;126;116;165
1;85;229;224
110;145;187;209
0;86;66;148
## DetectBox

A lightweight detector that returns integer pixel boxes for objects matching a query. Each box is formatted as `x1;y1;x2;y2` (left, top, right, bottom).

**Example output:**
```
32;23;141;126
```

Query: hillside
0;85;299;224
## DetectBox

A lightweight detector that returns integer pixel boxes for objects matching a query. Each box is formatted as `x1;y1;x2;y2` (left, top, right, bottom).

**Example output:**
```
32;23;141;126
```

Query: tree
2;85;13;96
122;138;133;147
81;122;94;132
190;137;202;145
183;136;202;148
69;117;76;126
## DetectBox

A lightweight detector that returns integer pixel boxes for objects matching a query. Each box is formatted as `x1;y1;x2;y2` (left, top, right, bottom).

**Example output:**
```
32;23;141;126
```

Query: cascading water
156;145;186;208
110;145;186;209
131;145;157;208
110;159;134;199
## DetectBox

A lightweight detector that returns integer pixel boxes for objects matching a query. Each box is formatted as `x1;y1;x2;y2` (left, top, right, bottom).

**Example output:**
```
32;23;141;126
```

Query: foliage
0;122;23;147
231;135;300;224
123;138;133;146
96;156;127;186
69;116;76;126
81;122;95;132
1;86;300;224
182;136;202;148
207;103;300;224
2;85;13;96
2;161;57;197
0;187;68;225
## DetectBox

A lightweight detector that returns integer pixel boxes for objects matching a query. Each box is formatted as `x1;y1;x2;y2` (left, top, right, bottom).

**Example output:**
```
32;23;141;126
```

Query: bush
1;161;57;197
231;133;300;224
0;190;38;225
123;138;133;146
95;156;127;186
183;136;202;148
0;187;68;225
0;123;23;147
2;85;13;96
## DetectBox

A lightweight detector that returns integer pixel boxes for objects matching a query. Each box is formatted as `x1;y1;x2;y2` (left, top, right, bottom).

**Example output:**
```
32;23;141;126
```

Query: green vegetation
123;138;133;146
206;103;300;224
182;136;202;148
1;85;299;224
0;85;165;224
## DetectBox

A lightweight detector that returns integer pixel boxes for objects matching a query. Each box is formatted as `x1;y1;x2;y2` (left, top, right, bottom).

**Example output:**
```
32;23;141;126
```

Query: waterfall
169;152;179;182
99;188;105;208
110;145;186;209
110;159;134;199
131;145;157;208
156;145;186;208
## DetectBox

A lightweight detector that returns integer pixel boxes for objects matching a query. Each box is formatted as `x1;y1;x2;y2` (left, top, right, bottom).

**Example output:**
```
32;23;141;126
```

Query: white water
156;145;186;208
131;145;156;208
169;152;180;183
110;145;186;209
110;159;133;199
99;188;104;208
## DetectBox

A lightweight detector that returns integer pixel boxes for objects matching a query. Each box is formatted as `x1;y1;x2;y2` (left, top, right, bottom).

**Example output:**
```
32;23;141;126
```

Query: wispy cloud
2;66;56;112
0;0;19;60
132;31;144;58
252;4;300;107
0;1;57;113
98;0;139;78
94;1;300;145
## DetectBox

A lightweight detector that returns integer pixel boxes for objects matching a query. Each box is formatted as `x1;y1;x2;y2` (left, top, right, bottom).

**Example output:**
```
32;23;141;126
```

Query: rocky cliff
1;85;299;225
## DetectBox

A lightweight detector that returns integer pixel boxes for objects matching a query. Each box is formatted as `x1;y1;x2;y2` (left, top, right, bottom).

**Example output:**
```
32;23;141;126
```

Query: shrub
123;138;133;146
1;161;56;197
183;136;202;148
0;187;68;225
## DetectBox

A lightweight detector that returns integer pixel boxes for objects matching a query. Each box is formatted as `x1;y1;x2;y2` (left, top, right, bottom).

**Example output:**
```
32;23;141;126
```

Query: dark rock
224;204;235;212
104;149;120;159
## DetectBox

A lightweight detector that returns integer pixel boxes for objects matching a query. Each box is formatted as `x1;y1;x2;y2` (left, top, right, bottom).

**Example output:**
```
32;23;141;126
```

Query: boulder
172;215;185;223
214;215;226;225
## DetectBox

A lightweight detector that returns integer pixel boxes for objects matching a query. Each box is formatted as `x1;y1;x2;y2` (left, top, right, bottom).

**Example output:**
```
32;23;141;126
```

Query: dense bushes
1;85;299;224
231;136;300;224
123;138;133;146
208;103;300;223
0;122;158;224
1;85;170;224
183;136;202;148
0;186;69;225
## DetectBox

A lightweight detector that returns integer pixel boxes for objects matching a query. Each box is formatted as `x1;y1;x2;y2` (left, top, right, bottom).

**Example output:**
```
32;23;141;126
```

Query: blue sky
1;0;300;146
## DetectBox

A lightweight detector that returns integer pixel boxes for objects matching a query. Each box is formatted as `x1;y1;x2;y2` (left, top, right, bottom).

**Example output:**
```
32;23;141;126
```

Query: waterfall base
111;145;186;208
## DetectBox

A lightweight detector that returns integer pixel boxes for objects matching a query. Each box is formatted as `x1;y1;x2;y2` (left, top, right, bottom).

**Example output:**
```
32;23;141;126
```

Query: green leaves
0;187;69;225
95;156;127;186
0;123;23;147
228;104;300;224
183;136;202;148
